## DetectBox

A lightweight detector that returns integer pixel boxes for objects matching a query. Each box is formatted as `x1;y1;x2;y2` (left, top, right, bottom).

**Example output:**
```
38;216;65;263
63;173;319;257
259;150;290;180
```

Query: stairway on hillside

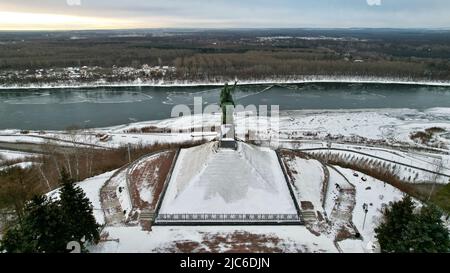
200;148;271;182
301;210;318;223
195;149;268;202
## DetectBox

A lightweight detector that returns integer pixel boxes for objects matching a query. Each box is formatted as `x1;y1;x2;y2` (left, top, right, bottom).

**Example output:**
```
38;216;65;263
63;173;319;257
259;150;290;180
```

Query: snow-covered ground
34;139;443;253
126;150;176;211
129;154;161;205
108;113;222;133
241;108;450;148
0;130;217;150
306;148;450;184
0;134;101;149
47;170;117;225
90;225;338;253
335;167;406;253
0;149;37;163
105;133;216;148
282;156;325;213
2;105;449;253
159;142;297;215
116;171;133;219
1;108;449;152
279;150;426;253
72;107;450;147
324;167;354;218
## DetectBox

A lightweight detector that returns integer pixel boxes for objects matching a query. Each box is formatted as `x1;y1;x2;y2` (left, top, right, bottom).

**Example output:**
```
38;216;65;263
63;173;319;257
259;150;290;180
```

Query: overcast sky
0;0;449;30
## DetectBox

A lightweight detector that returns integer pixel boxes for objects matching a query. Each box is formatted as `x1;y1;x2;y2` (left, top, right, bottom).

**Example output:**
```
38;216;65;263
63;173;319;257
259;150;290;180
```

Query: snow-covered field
159;142;297;215
241;108;450;148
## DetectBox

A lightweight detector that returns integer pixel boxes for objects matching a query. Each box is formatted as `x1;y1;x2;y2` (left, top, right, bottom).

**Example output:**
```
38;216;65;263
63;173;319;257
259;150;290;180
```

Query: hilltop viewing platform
156;142;300;224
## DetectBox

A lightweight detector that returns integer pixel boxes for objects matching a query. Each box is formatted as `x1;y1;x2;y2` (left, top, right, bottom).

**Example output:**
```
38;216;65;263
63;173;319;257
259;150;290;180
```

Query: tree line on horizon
0;31;449;82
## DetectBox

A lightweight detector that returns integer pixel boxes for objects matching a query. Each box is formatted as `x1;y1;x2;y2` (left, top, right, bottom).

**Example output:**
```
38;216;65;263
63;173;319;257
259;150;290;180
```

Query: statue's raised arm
231;80;238;92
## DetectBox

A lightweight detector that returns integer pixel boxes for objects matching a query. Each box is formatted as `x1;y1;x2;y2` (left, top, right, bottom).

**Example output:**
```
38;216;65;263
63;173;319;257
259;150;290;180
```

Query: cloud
367;0;382;6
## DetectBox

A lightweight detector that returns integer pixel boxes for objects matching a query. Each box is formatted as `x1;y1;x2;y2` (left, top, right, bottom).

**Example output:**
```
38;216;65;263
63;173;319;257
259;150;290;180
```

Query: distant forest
0;29;450;83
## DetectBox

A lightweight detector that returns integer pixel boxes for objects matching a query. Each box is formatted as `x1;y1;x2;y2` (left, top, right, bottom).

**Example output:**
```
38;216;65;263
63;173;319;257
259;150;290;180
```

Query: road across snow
0;149;37;163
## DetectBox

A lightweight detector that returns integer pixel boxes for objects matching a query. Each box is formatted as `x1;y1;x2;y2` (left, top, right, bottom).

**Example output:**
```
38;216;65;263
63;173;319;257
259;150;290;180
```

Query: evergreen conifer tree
59;170;100;249
375;196;450;253
1;195;68;253
1;170;100;253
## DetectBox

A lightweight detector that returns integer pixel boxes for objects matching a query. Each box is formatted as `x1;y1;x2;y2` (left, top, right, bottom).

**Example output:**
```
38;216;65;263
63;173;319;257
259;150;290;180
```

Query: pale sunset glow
0;11;144;30
0;0;449;30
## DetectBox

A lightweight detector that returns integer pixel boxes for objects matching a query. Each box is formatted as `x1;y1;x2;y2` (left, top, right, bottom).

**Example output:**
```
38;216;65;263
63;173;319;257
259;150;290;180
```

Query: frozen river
0;82;450;130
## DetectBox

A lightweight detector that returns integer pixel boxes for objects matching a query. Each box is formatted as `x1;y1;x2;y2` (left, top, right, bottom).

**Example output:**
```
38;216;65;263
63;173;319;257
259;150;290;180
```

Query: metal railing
155;213;300;222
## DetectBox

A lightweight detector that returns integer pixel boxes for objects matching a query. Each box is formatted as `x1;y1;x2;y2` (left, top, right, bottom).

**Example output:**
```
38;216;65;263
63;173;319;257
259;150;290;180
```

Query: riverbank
1;76;450;90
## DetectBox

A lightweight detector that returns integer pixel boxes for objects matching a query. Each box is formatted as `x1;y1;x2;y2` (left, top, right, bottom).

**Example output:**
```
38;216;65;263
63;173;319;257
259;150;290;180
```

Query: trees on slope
0;167;43;221
0;170;100;253
375;196;450;253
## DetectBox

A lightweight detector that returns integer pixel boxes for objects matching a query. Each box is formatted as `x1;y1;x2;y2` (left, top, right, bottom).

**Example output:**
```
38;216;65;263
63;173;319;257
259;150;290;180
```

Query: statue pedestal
220;124;236;149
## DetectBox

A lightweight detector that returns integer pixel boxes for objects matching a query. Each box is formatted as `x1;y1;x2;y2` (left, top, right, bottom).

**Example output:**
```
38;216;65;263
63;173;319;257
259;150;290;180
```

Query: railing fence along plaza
155;213;300;222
